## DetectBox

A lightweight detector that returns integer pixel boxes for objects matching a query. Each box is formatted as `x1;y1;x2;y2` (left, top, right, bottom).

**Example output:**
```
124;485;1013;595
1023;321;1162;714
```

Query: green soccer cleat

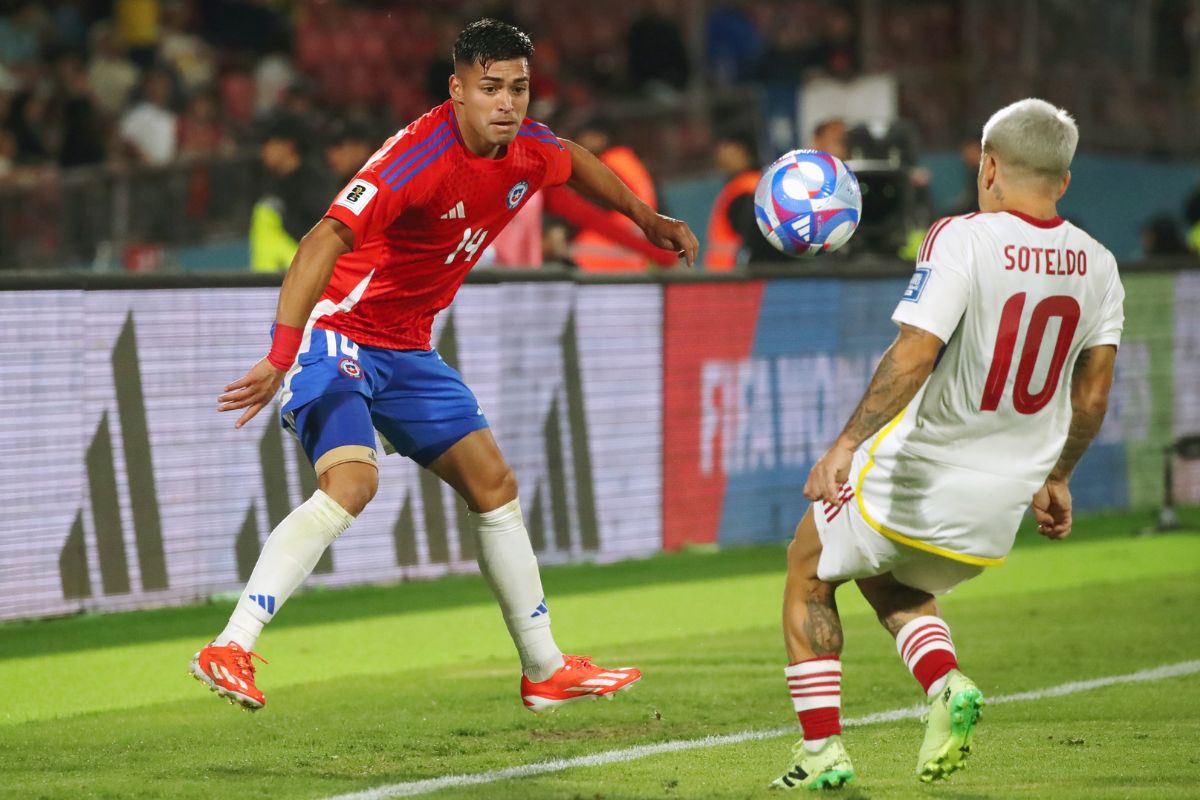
916;669;984;783
770;734;855;790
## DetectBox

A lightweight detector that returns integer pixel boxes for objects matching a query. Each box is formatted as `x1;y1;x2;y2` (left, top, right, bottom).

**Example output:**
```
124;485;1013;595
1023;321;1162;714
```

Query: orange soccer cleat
520;654;641;713
188;641;268;711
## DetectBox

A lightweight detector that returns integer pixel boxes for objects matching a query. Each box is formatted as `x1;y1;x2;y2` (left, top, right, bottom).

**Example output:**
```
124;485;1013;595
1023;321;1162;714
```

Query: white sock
784;657;843;751
474;498;563;682
215;490;354;650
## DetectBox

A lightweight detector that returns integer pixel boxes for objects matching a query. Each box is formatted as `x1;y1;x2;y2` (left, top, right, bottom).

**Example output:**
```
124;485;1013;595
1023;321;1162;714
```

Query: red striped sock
895;615;958;696
785;655;842;741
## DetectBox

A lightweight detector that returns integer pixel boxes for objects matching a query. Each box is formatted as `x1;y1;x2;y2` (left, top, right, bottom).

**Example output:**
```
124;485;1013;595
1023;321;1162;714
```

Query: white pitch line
326;659;1200;800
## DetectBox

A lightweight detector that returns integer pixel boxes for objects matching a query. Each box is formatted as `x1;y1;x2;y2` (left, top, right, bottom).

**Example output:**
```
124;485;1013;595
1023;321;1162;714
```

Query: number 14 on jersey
445;227;489;265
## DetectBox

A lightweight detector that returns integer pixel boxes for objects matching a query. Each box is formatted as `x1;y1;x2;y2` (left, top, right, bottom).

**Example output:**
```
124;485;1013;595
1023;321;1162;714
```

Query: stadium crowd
0;0;1198;269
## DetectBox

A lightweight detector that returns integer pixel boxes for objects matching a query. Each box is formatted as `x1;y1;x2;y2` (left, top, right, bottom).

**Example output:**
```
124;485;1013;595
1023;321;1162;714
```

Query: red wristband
267;323;304;371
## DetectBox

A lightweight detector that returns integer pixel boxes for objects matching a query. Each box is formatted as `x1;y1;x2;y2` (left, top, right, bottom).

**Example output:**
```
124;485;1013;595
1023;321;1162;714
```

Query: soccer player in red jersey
189;19;698;713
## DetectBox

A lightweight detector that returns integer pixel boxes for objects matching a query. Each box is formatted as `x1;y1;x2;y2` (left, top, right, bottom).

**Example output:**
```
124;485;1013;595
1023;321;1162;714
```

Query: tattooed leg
783;508;844;662
856;573;939;638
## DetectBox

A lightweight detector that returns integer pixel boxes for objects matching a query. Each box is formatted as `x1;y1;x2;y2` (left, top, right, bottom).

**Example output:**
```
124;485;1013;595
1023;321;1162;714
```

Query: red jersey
316;101;572;349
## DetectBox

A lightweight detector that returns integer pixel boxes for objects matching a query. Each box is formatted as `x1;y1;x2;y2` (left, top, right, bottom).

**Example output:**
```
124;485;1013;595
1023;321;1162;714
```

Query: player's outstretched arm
804;324;943;506
218;219;354;428
1033;344;1117;539
561;139;698;266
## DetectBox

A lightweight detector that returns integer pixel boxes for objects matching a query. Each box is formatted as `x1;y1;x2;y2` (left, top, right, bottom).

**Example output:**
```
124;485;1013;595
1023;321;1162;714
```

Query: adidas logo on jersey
440;201;466;220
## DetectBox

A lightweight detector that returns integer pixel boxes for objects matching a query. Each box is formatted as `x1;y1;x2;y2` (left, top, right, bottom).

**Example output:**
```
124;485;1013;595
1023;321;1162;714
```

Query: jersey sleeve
891;218;972;344
324;168;410;246
1084;259;1125;349
522;119;572;187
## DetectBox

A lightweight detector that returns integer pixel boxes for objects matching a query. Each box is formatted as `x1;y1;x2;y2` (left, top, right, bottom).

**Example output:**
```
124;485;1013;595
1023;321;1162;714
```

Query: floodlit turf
4;513;1200;799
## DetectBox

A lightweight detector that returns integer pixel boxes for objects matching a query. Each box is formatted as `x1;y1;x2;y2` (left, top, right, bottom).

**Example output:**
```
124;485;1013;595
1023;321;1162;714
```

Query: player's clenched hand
804;444;854;506
1032;479;1072;539
641;214;699;267
218;358;286;429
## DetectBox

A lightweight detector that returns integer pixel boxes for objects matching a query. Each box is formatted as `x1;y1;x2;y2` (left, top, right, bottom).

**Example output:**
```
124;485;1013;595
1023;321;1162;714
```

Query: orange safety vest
572;146;657;271
704;170;761;271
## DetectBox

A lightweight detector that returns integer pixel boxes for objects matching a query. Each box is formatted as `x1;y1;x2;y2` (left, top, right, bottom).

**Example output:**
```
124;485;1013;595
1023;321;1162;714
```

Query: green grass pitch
3;509;1199;799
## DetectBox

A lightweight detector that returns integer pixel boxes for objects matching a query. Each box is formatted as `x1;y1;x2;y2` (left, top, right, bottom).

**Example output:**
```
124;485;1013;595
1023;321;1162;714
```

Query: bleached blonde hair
981;99;1078;184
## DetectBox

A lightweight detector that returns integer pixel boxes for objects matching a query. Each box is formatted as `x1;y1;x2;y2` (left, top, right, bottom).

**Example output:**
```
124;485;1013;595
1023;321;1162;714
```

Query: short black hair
452;18;534;69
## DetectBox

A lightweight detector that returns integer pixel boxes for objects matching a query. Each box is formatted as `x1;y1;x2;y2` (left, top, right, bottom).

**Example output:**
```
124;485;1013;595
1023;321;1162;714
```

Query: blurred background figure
568;115;659;271
947;137;983;216
704;127;774;270
119;67;177;166
810;118;848;161
323;118;376;185
250;115;326;273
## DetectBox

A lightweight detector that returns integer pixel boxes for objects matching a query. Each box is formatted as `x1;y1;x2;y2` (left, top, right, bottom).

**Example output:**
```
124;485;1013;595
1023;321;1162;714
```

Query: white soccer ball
754;149;862;257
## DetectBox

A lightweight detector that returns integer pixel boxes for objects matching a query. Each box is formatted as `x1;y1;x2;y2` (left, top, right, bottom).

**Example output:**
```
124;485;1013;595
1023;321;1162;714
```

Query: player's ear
979;154;997;190
449;72;462;103
1057;170;1071;200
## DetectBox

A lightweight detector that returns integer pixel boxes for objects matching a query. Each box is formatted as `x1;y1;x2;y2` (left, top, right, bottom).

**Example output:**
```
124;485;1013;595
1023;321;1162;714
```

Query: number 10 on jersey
980;292;1081;414
445;227;489;265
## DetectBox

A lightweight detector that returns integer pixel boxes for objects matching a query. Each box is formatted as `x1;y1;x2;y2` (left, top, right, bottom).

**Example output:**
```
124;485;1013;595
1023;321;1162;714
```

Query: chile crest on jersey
506;180;529;209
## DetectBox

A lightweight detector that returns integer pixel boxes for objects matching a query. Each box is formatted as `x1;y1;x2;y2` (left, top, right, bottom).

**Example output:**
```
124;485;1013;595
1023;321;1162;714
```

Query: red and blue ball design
754;150;862;257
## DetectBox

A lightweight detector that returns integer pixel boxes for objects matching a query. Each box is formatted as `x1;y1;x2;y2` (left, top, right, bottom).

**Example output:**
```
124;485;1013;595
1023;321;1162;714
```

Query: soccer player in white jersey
770;99;1124;790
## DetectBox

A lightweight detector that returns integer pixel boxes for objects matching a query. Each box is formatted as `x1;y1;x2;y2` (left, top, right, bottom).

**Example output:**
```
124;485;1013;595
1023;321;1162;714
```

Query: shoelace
228;647;268;680
562;655;595;671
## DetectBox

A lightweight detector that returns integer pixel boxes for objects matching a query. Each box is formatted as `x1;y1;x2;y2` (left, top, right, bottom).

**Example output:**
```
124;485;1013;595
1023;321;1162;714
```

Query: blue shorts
279;326;489;470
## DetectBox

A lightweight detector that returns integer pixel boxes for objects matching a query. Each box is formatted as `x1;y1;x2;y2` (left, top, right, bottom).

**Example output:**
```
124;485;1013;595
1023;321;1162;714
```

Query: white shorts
814;497;983;596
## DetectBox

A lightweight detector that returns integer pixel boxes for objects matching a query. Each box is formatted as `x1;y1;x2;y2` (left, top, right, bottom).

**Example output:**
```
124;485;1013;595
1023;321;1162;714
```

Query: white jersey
853;210;1125;565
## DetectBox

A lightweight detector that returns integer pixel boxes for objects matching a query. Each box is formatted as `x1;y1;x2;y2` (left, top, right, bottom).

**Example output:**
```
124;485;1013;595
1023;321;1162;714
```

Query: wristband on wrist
266;323;304;371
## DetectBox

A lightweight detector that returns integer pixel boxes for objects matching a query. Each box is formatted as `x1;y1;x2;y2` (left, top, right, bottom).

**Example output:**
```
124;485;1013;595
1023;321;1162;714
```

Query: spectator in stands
817;6;860;78
159;0;216;92
0;3;42;68
627;2;690;95
706;2;763;86
119;67;178;166
87;22;139;118
249;115;328;272
323;118;375;184
542;215;576;268
811;117;849;161
947;137;983;216
177;88;234;158
704;127;776;270
567;114;661;271
5;89;52;166
56;53;108;169
115;0;161;68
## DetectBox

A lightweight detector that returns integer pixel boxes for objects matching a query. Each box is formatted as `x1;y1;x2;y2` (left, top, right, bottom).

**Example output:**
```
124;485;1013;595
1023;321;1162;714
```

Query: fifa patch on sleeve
334;180;379;216
902;267;931;302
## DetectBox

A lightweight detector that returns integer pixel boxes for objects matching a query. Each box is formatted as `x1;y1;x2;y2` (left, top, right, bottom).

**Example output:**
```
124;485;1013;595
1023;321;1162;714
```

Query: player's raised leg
771;507;855;790
190;392;374;710
427;428;640;712
856;573;983;782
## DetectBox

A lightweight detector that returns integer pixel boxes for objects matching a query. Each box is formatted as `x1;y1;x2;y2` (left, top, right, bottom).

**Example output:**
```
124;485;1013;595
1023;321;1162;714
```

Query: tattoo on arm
1049;347;1111;481
837;327;937;450
802;595;844;657
1049;407;1105;481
